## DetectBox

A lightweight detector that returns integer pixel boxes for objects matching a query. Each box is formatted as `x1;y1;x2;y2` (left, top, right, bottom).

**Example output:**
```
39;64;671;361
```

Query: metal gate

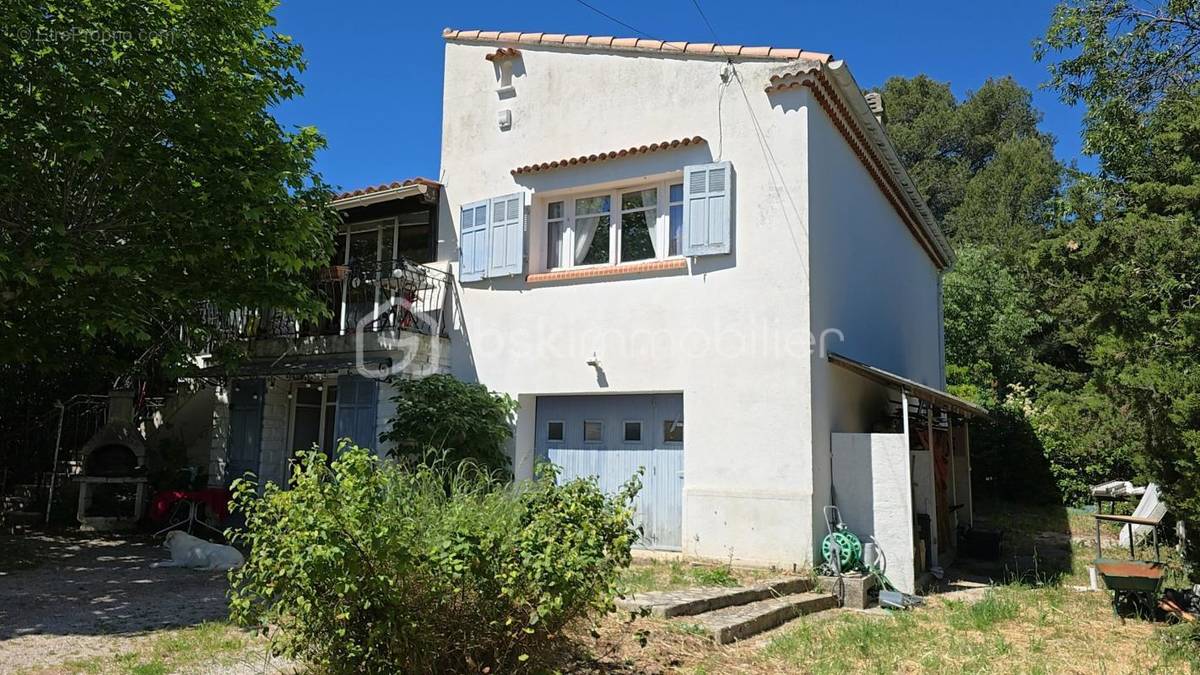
535;394;684;550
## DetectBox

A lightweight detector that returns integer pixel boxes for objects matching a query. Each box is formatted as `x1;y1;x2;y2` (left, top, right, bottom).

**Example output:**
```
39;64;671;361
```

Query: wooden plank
1094;513;1163;526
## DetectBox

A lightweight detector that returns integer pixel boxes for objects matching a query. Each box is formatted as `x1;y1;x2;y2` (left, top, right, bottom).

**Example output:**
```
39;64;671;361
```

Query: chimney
107;390;135;423
864;92;885;125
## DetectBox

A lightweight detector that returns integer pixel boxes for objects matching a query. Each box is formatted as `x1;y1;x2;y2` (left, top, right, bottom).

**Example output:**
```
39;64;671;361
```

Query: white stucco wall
831;432;916;593
439;42;816;567
805;95;946;557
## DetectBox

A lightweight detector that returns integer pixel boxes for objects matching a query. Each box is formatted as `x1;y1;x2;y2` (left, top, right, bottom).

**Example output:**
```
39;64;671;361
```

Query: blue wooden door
335;374;379;453
535;394;684;550
227;379;266;485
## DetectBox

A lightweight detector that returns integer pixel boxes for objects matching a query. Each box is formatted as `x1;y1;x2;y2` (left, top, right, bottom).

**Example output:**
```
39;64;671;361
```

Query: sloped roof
829;352;989;418
443;28;832;63
332;177;440;201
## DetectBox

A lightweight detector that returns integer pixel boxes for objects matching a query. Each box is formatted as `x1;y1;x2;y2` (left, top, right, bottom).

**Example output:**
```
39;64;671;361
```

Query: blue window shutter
335;374;379;452
682;162;733;256
459;201;489;282
487;192;525;277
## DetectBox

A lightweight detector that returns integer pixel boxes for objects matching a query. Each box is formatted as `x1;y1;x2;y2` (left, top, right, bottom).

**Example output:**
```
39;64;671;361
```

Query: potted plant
318;265;350;282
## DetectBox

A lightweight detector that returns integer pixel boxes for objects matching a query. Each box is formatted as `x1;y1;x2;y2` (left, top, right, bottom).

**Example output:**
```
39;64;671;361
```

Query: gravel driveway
0;532;231;672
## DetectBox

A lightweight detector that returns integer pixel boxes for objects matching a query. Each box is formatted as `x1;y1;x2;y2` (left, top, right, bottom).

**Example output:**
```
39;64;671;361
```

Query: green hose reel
821;528;863;569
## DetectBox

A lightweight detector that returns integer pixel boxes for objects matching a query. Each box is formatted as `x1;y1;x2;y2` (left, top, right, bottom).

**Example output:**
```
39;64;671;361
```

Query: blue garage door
535;394;684;550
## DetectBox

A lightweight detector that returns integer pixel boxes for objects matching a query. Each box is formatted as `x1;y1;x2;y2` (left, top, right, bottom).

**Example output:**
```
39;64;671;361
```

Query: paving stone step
616;577;814;618
688;592;839;644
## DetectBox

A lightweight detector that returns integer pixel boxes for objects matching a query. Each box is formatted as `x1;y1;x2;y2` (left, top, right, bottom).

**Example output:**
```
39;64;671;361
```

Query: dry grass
578;501;1200;674
18;623;289;675
574;585;1198;674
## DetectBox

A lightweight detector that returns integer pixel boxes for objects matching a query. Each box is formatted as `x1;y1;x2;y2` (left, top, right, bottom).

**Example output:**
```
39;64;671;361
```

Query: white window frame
622;420;643;443
583;419;605;444
540;177;686;271
546;419;565;443
336;217;397;335
285;380;338;458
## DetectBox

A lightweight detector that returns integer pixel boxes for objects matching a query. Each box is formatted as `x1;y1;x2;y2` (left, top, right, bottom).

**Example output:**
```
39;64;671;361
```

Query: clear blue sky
272;0;1090;193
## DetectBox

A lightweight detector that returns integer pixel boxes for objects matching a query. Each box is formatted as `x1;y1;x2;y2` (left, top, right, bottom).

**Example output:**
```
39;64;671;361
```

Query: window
547;420;565;442
574;195;611;265
540;178;689;271
623;421;642;442
668;183;684;256
584;420;604;443
546;202;564;269
290;384;339;457
619;189;657;263
663;419;683;443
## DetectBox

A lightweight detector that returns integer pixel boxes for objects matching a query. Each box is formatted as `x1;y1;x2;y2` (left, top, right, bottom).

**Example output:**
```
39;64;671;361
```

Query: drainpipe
45;401;65;526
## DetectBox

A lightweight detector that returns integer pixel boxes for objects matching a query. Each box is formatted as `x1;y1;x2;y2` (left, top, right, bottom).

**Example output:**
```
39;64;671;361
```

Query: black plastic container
959;527;1003;560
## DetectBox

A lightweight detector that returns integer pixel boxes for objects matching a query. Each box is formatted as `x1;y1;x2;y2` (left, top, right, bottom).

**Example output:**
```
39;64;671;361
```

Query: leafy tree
1038;0;1200;571
877;76;1063;260
943;245;1039;398
382;374;518;473
0;0;336;371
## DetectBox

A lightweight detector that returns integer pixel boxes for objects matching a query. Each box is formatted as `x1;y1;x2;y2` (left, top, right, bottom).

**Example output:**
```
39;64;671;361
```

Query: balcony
203;258;450;342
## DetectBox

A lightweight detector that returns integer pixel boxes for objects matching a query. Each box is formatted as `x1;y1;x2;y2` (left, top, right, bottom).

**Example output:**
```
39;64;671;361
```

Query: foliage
943;245;1040;395
1037;0;1200;574
0;0;337;371
228;445;641;673
878;75;1063;261
381;374;518;473
1038;0;1200;162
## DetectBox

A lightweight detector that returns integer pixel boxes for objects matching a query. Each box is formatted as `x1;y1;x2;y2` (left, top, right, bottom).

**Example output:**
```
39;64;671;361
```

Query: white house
436;28;984;592
189;27;984;594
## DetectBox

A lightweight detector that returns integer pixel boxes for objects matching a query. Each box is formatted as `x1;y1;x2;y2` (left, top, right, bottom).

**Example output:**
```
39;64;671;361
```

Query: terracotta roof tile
442;28;832;62
511;136;705;175
331;177;441;202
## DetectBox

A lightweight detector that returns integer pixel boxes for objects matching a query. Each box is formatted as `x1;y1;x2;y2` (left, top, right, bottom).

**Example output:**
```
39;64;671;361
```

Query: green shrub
227;444;640;673
381;374;517;473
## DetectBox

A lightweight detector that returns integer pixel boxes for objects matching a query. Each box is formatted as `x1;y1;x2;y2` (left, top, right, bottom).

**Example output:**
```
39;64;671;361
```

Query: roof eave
828;352;989;419
331;183;432;210
442;28;832;63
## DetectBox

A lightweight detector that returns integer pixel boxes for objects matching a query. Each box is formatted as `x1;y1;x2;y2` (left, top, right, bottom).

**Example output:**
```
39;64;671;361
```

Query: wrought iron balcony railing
202;258;450;341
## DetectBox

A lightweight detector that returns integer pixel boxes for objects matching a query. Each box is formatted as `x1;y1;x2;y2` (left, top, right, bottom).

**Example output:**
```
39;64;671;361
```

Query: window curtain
647;212;662;258
574;216;604;263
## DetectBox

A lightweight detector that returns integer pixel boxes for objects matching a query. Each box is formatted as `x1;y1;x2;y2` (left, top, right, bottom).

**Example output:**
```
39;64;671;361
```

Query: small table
150;488;231;538
1092;513;1165;618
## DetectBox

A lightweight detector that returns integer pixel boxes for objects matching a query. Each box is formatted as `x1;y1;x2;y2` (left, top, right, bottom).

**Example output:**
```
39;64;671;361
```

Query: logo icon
354;289;443;380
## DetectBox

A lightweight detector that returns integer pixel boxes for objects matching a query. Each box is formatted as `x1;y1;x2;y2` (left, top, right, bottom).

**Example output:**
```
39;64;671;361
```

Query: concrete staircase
616;577;838;644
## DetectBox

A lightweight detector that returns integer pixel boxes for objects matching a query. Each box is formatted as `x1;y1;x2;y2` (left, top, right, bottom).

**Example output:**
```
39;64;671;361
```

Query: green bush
227;444;640;673
381;374;517;473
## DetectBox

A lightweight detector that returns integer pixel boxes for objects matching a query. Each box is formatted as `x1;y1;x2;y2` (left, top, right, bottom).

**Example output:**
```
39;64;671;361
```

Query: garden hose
821;528;863;569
